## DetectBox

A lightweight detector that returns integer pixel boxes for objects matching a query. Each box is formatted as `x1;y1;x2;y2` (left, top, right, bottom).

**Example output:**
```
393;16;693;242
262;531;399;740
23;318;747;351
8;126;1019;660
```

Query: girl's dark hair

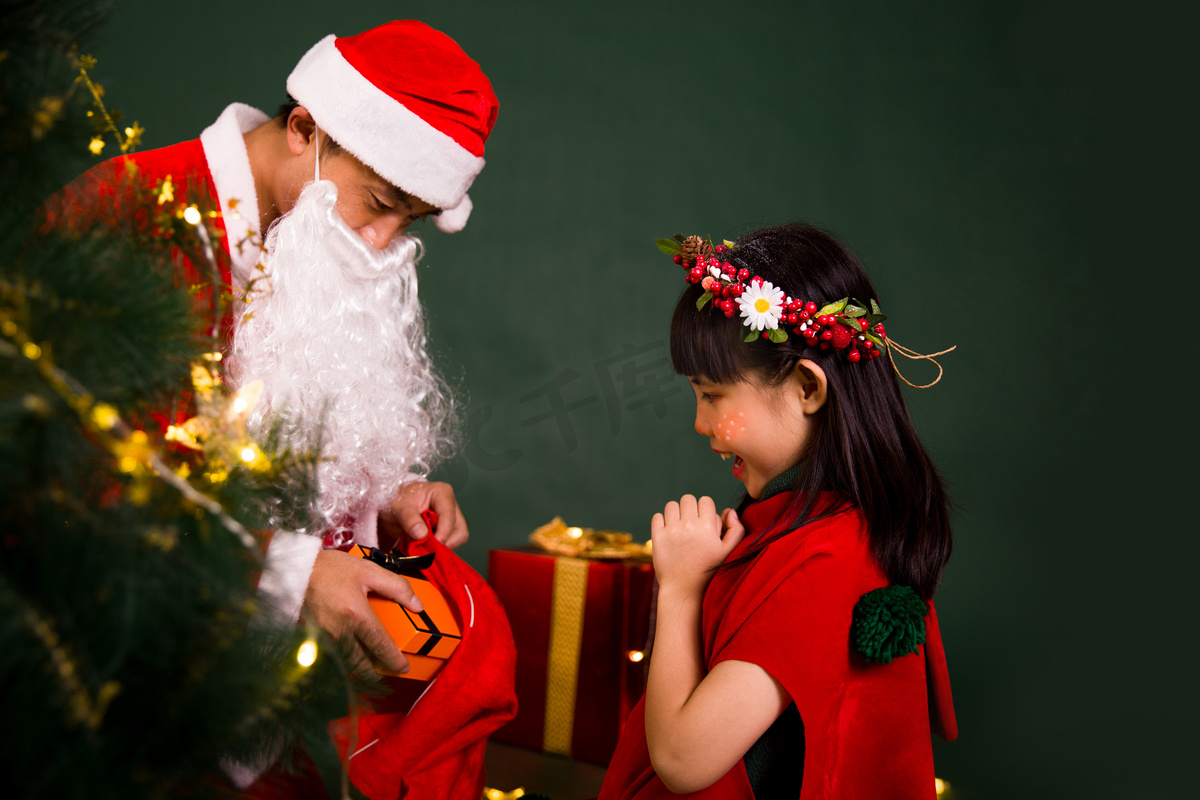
670;223;952;599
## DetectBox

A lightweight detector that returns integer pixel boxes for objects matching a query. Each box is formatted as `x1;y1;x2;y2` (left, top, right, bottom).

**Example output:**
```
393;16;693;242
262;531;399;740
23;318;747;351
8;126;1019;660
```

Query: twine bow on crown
884;339;957;389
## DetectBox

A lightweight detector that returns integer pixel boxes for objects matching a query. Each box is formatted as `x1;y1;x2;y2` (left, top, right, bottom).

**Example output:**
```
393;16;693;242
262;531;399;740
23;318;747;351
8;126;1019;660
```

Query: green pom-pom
851;586;928;664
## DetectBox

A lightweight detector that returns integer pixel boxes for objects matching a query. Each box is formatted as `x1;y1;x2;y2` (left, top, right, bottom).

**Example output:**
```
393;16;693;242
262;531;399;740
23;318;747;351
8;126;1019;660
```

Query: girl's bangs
668;287;750;384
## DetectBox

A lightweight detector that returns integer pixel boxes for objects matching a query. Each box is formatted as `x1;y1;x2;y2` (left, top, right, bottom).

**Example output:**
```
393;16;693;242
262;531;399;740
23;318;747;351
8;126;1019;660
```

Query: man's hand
303;549;423;676
380;480;469;549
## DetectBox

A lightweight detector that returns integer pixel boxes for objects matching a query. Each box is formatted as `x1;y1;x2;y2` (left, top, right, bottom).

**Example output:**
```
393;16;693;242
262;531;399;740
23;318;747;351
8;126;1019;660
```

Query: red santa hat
286;21;498;233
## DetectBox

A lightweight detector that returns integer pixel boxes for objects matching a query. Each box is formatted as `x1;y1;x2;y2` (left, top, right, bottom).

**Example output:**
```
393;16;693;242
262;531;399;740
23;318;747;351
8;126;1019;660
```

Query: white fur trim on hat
287;35;486;214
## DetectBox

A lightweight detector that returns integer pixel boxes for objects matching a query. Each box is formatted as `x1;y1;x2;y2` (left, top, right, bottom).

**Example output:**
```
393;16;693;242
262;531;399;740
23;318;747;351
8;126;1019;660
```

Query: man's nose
359;215;408;250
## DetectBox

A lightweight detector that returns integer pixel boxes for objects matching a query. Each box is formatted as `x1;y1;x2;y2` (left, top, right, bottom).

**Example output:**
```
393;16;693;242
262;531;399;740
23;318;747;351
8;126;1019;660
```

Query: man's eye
369;195;391;211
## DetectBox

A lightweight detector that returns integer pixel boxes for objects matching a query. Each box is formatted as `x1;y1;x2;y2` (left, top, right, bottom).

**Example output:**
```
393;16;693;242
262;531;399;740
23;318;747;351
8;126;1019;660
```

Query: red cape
599;493;956;800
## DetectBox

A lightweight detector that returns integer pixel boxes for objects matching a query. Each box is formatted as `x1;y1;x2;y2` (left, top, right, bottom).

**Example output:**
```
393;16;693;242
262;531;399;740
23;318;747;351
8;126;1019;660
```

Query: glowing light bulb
183;205;201;225
484;789;525;800
91;403;119;430
240;446;256;463
567;527;583;539
232;397;248;414
628;650;645;663
297;639;318;667
935;778;948;795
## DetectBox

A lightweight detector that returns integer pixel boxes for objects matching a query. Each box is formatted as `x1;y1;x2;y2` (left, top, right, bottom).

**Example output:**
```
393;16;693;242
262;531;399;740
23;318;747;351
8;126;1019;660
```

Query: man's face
318;151;440;250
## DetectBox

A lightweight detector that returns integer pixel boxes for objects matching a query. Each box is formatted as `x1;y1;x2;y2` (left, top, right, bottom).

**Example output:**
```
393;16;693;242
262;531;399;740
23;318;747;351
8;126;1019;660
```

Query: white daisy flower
736;280;785;331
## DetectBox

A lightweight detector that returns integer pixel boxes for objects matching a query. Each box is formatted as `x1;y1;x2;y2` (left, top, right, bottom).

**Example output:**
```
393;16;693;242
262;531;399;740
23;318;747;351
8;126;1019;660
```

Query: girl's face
689;367;823;499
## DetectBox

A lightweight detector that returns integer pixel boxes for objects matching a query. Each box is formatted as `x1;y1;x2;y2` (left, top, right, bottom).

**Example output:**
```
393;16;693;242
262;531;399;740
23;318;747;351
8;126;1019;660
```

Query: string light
90;403;118;431
627;650;644;663
935;777;949;795
483;788;525;800
157;176;174;205
182;205;202;225
296;639;318;668
239;446;256;463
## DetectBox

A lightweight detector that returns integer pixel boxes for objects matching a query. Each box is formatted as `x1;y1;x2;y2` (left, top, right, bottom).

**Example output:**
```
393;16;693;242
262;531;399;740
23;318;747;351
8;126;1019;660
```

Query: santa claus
54;21;515;799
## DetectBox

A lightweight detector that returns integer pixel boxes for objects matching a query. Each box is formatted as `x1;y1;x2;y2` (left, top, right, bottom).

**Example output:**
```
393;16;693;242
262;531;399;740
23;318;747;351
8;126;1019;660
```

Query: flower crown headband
657;234;955;388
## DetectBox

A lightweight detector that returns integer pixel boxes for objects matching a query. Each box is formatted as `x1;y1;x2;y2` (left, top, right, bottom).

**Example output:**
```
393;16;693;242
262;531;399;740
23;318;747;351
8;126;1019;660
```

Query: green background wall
84;1;1186;797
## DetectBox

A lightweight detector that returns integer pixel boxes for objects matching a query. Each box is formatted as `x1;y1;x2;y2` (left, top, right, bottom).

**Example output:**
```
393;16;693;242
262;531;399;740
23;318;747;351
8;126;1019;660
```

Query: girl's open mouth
716;450;746;479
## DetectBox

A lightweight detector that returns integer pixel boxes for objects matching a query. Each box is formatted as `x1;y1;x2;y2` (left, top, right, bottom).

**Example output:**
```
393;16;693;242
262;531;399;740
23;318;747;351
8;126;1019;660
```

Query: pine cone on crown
681;235;706;264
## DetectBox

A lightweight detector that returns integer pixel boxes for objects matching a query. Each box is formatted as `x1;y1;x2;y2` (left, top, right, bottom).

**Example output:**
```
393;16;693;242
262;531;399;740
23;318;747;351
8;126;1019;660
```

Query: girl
598;224;957;799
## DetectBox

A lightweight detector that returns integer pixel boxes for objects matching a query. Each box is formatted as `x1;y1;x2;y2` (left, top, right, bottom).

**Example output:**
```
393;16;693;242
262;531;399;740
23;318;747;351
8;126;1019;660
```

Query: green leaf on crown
744;329;760;342
864;332;885;349
870;298;884;316
768;328;789;343
844;303;867;318
723;239;736;249
696;291;713;310
865;313;888;325
673;233;686;243
816;297;848;316
838;316;862;331
656;238;682;255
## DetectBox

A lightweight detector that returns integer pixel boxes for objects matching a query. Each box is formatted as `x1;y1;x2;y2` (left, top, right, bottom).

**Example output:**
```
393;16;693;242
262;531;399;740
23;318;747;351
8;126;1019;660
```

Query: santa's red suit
52;32;516;799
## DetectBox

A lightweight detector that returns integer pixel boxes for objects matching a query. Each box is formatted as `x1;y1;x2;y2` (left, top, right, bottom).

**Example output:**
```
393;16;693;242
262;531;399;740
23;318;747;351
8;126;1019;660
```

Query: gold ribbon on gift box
531;518;650;756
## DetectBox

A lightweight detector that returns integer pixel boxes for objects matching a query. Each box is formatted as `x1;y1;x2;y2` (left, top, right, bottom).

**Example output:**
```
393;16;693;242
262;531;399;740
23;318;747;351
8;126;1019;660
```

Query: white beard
229;180;454;535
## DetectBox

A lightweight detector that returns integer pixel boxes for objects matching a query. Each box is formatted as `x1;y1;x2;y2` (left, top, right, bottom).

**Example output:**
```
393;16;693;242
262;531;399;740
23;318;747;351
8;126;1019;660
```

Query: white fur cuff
257;531;322;624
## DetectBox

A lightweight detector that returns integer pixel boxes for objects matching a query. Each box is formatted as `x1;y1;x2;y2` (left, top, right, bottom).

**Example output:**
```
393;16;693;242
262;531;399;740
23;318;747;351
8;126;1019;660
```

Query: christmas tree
1;2;357;797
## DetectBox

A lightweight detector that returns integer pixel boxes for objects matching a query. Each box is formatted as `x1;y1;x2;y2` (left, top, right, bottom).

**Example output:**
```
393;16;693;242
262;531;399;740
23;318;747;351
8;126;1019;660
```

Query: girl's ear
792;359;828;414
286;106;318;156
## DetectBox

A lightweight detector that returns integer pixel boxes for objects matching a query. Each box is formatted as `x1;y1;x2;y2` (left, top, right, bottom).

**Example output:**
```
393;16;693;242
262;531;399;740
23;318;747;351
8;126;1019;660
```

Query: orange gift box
351;544;462;681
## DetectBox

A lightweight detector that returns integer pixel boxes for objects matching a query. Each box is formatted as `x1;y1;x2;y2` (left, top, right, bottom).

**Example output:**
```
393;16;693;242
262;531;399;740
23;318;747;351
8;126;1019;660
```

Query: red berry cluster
677;244;751;319
670;235;886;364
795;311;887;362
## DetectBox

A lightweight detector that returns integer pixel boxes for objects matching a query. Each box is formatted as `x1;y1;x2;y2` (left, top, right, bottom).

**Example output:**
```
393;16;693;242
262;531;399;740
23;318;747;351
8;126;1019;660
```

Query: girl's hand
651;495;746;594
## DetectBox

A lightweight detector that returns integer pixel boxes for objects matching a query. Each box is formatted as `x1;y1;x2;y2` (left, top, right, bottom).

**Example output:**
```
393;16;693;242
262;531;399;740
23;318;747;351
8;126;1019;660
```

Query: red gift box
487;546;655;765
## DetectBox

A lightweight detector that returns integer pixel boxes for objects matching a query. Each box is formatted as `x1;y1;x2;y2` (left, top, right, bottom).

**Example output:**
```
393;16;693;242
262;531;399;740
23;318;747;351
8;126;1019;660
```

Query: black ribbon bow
357;545;435;579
